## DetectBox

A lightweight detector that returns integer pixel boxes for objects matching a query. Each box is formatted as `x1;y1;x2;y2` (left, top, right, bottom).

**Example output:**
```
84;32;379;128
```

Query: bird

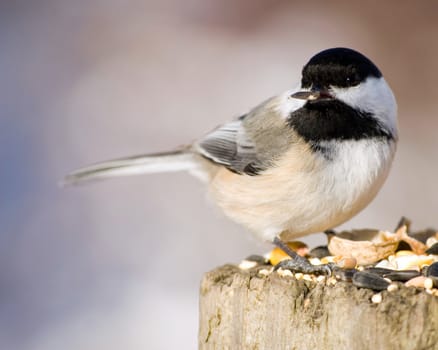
64;47;398;274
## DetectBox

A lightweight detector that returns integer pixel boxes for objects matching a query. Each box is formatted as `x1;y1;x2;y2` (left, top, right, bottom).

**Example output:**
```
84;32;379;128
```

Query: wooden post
199;264;438;350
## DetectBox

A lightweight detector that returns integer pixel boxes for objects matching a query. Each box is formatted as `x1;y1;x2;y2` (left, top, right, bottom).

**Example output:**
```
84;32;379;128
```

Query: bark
199;264;438;350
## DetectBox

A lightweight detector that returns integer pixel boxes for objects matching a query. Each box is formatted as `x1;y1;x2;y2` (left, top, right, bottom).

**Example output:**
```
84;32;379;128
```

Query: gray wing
195;117;264;175
195;95;300;175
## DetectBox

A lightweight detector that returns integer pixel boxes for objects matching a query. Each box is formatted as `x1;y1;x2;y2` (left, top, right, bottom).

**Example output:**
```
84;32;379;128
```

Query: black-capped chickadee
65;47;398;274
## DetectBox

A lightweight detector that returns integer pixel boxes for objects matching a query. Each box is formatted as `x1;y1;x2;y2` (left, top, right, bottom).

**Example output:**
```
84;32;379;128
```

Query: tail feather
63;150;197;186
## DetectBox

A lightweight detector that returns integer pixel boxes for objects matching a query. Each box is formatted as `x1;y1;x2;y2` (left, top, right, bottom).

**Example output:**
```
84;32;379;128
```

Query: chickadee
65;47;398;274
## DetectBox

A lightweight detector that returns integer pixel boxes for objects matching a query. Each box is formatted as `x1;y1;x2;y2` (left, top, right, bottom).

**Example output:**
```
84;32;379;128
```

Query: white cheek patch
331;77;398;138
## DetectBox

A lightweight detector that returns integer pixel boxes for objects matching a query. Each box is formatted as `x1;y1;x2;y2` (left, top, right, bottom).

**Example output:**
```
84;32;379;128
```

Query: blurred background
1;1;438;349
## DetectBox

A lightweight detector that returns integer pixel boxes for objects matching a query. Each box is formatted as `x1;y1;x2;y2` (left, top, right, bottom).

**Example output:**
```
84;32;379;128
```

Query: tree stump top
199;264;438;350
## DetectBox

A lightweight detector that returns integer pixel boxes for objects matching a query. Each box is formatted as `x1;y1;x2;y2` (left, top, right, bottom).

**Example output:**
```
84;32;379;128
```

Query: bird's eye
346;74;360;86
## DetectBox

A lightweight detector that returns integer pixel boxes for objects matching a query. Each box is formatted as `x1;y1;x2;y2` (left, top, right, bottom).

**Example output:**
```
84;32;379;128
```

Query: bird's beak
290;89;333;101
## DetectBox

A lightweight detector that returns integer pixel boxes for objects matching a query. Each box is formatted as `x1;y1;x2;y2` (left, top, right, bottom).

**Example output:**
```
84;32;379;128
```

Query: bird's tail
63;149;198;186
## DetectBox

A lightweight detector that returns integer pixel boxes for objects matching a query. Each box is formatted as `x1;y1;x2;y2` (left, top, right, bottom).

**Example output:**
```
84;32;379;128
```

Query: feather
196;118;261;175
63;150;196;186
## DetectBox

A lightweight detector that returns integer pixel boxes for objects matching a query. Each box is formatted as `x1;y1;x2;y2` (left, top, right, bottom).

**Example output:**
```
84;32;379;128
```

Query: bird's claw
274;258;333;276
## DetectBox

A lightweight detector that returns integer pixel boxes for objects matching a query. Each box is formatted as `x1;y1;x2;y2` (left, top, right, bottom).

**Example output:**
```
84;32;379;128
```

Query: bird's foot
274;257;333;275
272;236;332;275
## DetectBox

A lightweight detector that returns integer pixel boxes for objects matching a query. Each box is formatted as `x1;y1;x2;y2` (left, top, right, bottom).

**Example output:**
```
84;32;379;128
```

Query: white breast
209;138;396;243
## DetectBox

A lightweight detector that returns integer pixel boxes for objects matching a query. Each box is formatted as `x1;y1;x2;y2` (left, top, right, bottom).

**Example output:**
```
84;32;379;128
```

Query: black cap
301;48;382;89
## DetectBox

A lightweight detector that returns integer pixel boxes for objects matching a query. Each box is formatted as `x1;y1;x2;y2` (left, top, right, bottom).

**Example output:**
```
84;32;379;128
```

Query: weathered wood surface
199;264;438;350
